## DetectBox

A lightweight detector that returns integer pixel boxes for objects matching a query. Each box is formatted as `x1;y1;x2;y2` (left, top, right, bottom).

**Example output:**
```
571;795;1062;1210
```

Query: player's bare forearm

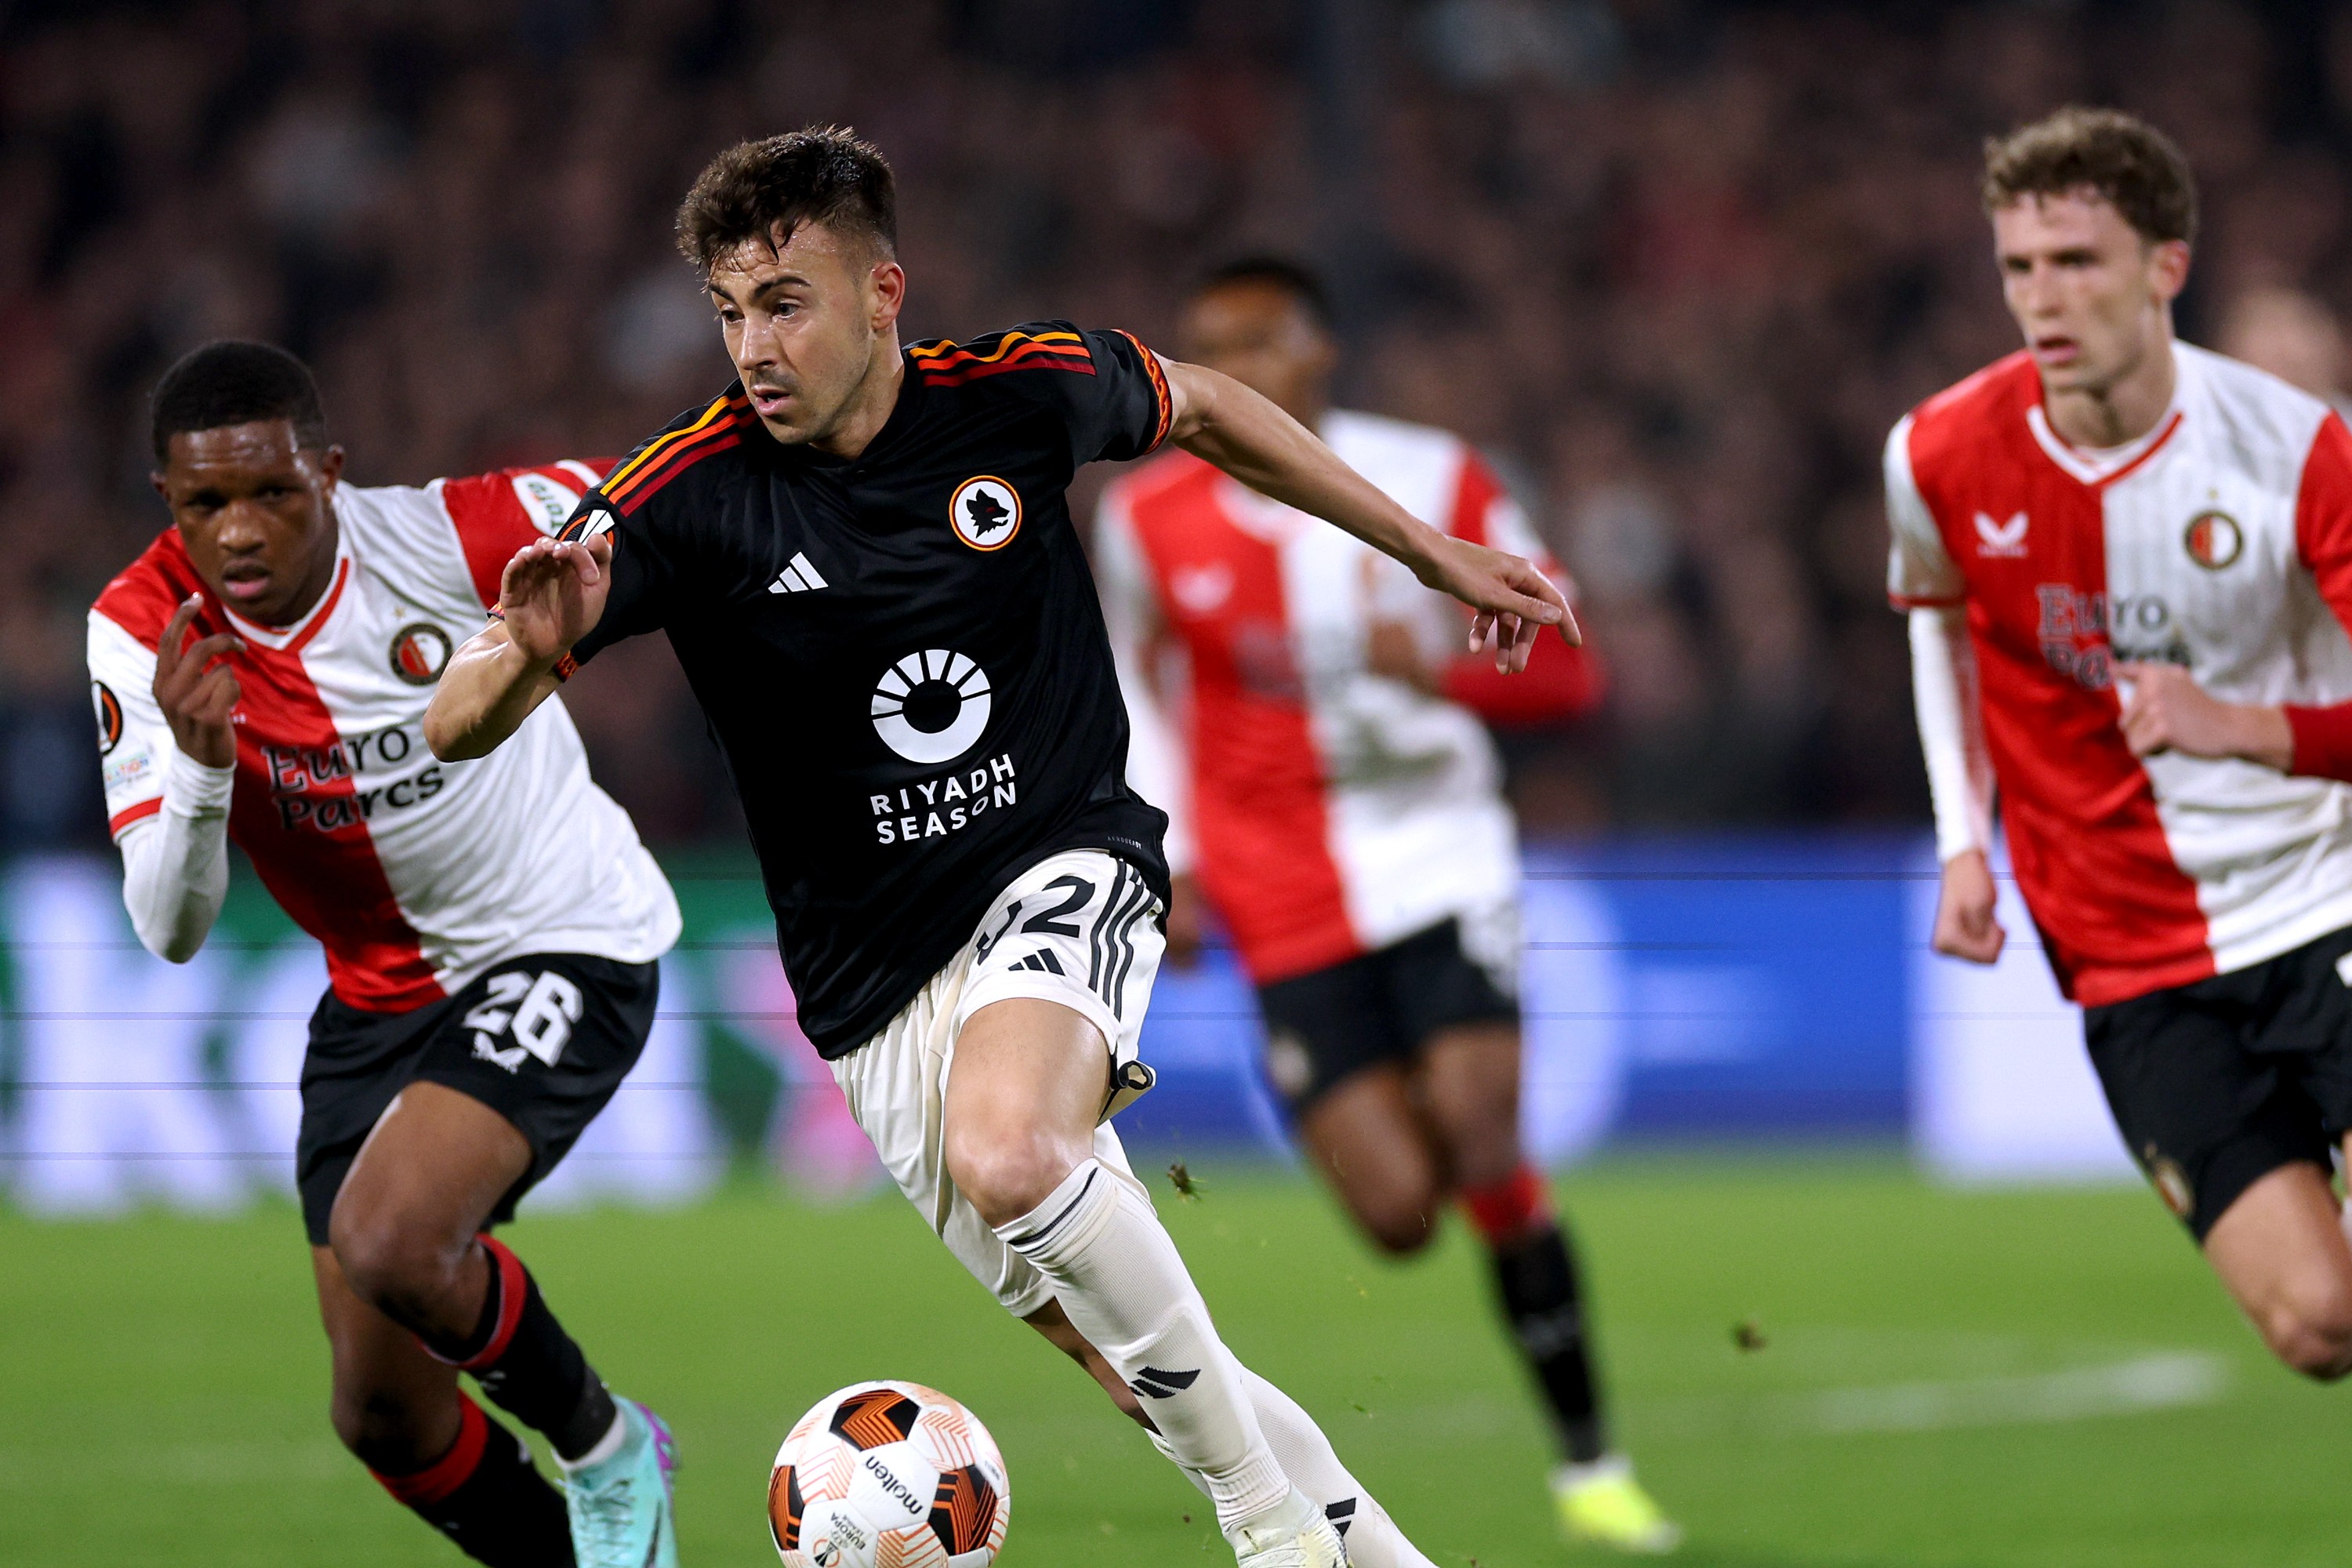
1165;361;1436;564
423;621;561;760
1160;358;1577;669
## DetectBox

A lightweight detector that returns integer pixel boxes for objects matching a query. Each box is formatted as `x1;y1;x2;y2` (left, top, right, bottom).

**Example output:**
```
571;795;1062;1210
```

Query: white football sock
995;1160;1289;1533
1148;1360;1437;1568
1238;1364;1436;1568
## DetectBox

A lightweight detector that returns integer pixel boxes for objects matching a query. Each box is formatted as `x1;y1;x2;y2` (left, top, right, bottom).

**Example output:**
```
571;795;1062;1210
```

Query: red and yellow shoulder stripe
602;391;751;514
1115;329;1174;452
912;329;1094;387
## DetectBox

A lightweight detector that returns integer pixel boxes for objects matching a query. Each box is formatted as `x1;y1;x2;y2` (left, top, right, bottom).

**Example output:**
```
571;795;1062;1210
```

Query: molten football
768;1381;1011;1567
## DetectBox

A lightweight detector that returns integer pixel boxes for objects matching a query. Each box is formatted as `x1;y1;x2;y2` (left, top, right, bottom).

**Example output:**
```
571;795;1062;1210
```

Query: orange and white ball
768;1381;1011;1568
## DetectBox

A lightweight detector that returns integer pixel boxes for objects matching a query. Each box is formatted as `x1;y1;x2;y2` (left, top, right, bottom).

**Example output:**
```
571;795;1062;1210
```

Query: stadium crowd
5;0;2351;849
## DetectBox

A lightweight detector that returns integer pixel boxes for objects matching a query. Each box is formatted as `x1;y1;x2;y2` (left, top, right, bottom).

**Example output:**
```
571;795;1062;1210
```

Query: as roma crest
389;622;454;686
949;476;1022;551
2183;510;2242;571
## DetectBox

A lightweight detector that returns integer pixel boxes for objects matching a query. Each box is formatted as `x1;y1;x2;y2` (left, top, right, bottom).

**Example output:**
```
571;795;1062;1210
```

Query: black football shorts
2085;924;2352;1242
1254;915;1519;1112
295;953;659;1245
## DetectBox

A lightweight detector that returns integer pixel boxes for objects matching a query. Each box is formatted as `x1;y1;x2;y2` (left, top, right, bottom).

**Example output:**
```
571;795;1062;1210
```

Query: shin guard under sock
995;1160;1289;1533
423;1235;617;1461
1483;1209;1606;1464
369;1394;574;1567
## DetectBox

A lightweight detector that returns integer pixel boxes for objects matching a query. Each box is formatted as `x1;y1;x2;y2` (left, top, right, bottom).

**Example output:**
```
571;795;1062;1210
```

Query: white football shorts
829;848;1167;1317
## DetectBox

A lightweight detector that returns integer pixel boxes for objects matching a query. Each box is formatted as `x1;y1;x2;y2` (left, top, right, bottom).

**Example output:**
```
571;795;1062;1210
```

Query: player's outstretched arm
424;533;612;760
1160;358;1577;673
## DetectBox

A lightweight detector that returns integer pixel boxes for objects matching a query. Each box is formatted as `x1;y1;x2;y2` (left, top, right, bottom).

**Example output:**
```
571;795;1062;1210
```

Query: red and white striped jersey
1098;409;1599;984
1889;343;2352;1007
88;462;681;1011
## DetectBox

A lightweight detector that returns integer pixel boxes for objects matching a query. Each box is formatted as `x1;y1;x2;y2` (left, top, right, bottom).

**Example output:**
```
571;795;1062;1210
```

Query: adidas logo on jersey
1974;510;2029;557
1008;949;1065;975
768;552;829;593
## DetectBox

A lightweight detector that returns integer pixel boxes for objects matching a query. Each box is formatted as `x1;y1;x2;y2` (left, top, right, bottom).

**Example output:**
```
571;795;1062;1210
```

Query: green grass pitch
5;1158;2350;1566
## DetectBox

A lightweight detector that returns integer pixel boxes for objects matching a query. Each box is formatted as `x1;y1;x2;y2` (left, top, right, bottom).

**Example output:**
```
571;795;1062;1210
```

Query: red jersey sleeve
437;459;615;609
1438;450;1605;727
2284;416;2352;780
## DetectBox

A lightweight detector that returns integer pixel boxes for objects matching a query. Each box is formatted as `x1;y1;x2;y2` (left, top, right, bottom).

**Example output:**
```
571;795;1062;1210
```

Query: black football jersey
558;323;1174;1055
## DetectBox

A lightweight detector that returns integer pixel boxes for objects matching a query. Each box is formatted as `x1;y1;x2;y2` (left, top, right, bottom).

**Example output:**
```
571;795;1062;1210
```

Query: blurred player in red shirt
1896;107;2352;1381
1098;260;1675;1552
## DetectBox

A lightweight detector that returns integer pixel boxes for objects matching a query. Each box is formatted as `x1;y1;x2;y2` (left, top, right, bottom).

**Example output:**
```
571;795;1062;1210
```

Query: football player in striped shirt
1098;259;1675;1552
92;343;681;1566
1899;107;2352;1385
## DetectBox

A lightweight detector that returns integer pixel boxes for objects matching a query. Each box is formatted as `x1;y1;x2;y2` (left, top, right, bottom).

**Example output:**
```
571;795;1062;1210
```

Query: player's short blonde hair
1982;106;2198;247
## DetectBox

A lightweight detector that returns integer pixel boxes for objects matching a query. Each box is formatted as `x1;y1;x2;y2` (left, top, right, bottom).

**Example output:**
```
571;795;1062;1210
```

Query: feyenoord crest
949;476;1022;551
2146;1145;2195;1220
2183;510;2242;570
871;648;993;764
92;681;123;754
388;622;454;686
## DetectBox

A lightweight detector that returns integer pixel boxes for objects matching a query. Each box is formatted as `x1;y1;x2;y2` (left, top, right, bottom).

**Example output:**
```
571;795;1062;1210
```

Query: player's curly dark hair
149;340;329;463
1982;106;2198;247
676;126;897;270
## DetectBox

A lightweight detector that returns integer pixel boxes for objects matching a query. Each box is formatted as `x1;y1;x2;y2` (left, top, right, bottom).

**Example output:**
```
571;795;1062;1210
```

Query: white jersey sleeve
1907;604;1994;863
1094;482;1196;876
87;609;235;960
1885;414;1965;608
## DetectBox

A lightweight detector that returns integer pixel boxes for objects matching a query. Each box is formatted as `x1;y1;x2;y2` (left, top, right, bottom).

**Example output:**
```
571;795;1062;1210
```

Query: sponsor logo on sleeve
510;472;583;535
388;622;454;686
2183;510;2242;570
91;681;122;754
949;476;1022;550
1973;510;2029;558
103;750;153;793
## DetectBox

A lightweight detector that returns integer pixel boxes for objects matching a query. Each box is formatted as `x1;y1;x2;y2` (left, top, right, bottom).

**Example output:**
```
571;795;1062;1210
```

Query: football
768;1381;1011;1567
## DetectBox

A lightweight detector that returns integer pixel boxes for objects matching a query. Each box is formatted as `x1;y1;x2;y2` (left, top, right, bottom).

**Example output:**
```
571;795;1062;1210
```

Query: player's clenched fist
2116;660;2292;771
497;532;613;666
153;594;243;768
1932;847;2005;964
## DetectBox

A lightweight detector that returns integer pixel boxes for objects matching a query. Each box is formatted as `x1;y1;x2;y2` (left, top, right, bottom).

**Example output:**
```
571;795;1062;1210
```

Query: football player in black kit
427;129;1572;1568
